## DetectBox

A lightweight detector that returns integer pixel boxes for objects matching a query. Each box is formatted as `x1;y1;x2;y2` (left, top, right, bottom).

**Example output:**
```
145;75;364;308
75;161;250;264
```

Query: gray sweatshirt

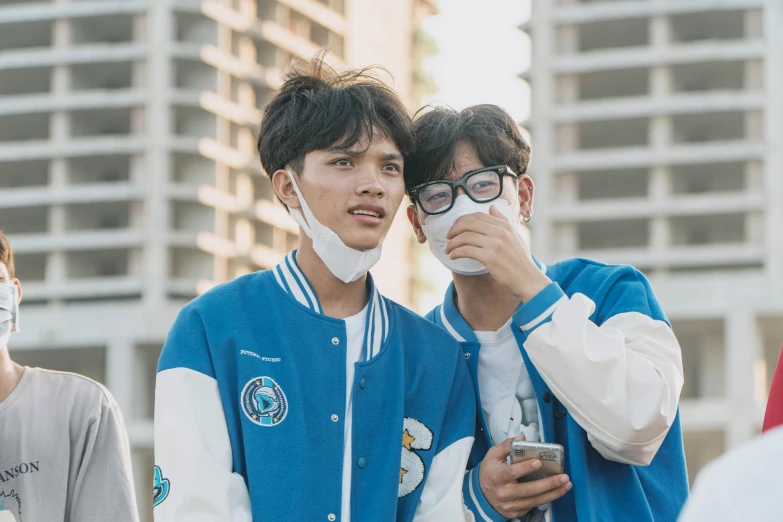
0;367;140;522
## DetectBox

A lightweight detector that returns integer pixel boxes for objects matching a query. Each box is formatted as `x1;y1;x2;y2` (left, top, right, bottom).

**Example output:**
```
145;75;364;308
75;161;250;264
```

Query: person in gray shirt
0;230;140;522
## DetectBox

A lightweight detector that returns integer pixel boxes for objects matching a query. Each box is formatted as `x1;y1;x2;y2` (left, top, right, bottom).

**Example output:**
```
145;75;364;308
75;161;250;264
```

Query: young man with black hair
406;105;688;522
0;230;140;522
153;60;477;521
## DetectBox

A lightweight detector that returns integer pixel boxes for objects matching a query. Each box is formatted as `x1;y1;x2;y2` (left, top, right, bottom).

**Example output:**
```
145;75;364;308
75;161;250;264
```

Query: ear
13;278;22;305
406;204;427;245
271;169;302;210
517;174;535;220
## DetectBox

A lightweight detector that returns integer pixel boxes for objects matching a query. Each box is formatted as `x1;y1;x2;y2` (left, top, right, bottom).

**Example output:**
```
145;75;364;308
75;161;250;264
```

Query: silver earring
523;210;532;223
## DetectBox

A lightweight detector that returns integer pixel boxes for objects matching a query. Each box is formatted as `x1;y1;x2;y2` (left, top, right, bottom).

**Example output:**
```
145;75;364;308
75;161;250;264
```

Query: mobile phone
509;440;564;483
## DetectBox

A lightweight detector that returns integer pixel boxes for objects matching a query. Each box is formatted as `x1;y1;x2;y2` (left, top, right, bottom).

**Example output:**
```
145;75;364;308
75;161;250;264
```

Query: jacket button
465;352;471;359
357;457;367;468
328;514;336;521
543;392;552;403
359;377;367;389
331;414;339;422
331;337;340;345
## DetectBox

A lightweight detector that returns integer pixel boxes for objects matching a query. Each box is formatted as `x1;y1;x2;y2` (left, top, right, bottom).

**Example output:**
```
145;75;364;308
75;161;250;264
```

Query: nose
356;165;385;198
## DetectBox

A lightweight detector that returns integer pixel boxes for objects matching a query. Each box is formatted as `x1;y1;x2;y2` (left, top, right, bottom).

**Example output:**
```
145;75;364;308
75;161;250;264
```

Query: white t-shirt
0;367;139;521
476;319;548;522
475;319;541;445
341;304;368;522
677;425;783;522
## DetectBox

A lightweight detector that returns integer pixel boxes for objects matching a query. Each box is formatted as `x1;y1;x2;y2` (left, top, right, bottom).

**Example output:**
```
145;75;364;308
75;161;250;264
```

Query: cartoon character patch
241;376;288;427
0;491;22;522
152;465;170;508
398;418;434;498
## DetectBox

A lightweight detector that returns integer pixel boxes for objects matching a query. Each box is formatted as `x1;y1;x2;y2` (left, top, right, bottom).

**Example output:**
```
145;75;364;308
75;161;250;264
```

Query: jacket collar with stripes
273;250;390;361
439;257;547;344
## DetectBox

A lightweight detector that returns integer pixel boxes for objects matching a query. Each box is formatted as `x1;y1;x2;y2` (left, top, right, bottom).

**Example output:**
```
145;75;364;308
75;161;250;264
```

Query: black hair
0;230;14;279
257;54;414;183
405;104;531;193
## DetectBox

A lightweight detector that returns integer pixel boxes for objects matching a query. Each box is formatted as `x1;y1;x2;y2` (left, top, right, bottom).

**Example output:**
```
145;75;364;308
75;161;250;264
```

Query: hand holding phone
477;437;571;519
510;440;565;483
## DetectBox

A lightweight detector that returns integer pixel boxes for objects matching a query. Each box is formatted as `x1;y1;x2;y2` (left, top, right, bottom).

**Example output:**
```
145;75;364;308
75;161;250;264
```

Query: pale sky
413;0;532;312
421;0;532;121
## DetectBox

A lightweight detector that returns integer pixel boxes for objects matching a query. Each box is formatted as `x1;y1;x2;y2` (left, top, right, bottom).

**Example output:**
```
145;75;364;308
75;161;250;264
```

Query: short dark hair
257;55;414;181
0;230;14;279
405;104;531;193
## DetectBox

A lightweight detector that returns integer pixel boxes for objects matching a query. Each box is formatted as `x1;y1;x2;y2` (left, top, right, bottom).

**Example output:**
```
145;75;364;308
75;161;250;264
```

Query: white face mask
0;283;20;348
285;171;383;284
421;195;518;276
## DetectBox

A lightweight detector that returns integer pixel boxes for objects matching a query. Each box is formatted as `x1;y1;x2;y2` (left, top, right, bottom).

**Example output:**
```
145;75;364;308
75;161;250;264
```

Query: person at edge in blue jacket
152;56;478;522
404;104;689;522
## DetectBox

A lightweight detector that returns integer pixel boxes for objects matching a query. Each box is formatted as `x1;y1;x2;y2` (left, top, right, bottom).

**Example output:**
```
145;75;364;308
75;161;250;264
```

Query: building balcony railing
194;44;283;90
168;89;261;130
201;2;324;63
0;1;147;24
0;43;145;71
21;276;143;301
541;40;765;75
10;229;143;254
0;90;144;117
569;243;764;268
552;140;764;171
553;91;764;122
0;183;143;209
0;136;145;162
547;0;764;25
550;192;764;221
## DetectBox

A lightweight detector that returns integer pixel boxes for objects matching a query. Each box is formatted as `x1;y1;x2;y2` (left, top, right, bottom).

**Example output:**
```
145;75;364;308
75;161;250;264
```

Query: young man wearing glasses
406;105;688;522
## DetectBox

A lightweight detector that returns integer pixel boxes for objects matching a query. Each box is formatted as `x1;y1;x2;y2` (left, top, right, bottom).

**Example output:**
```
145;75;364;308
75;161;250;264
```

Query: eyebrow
380;153;404;162
326;148;403;162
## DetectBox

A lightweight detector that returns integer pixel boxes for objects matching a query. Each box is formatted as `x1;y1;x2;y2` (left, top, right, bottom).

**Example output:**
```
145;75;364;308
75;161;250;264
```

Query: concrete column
555;123;579;153
725;311;762;447
554;223;578;257
745;212;764;245
650;16;670;49
528;2;556;262
557;74;579;104
649;166;670;273
650;66;671;99
106;338;135;418
744;60;764;91
745;9;764;40
745;161;764;193
47;16;71;287
143;0;174;308
554;172;578;203
556;25;578;55
762;0;783;292
745;111;764;141
650;116;670;150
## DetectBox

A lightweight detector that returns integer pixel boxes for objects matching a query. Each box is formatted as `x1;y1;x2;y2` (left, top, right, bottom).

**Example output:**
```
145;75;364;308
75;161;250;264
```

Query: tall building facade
0;0;434;518
523;0;783;482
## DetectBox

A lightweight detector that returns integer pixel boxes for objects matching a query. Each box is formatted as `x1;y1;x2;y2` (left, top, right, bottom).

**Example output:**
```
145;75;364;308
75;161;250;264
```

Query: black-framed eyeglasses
408;165;518;216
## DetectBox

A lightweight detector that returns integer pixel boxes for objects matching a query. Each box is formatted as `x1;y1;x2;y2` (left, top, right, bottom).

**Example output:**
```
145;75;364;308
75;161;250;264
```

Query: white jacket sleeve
515;271;684;466
154;306;252;521
413;437;476;522
413;344;478;522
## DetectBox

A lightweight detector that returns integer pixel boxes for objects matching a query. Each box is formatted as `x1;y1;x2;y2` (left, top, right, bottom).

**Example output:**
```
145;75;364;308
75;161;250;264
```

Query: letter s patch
398;417;433;498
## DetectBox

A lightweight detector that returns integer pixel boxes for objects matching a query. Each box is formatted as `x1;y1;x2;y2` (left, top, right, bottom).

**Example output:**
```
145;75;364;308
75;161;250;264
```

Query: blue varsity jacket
154;252;476;521
427;258;690;522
